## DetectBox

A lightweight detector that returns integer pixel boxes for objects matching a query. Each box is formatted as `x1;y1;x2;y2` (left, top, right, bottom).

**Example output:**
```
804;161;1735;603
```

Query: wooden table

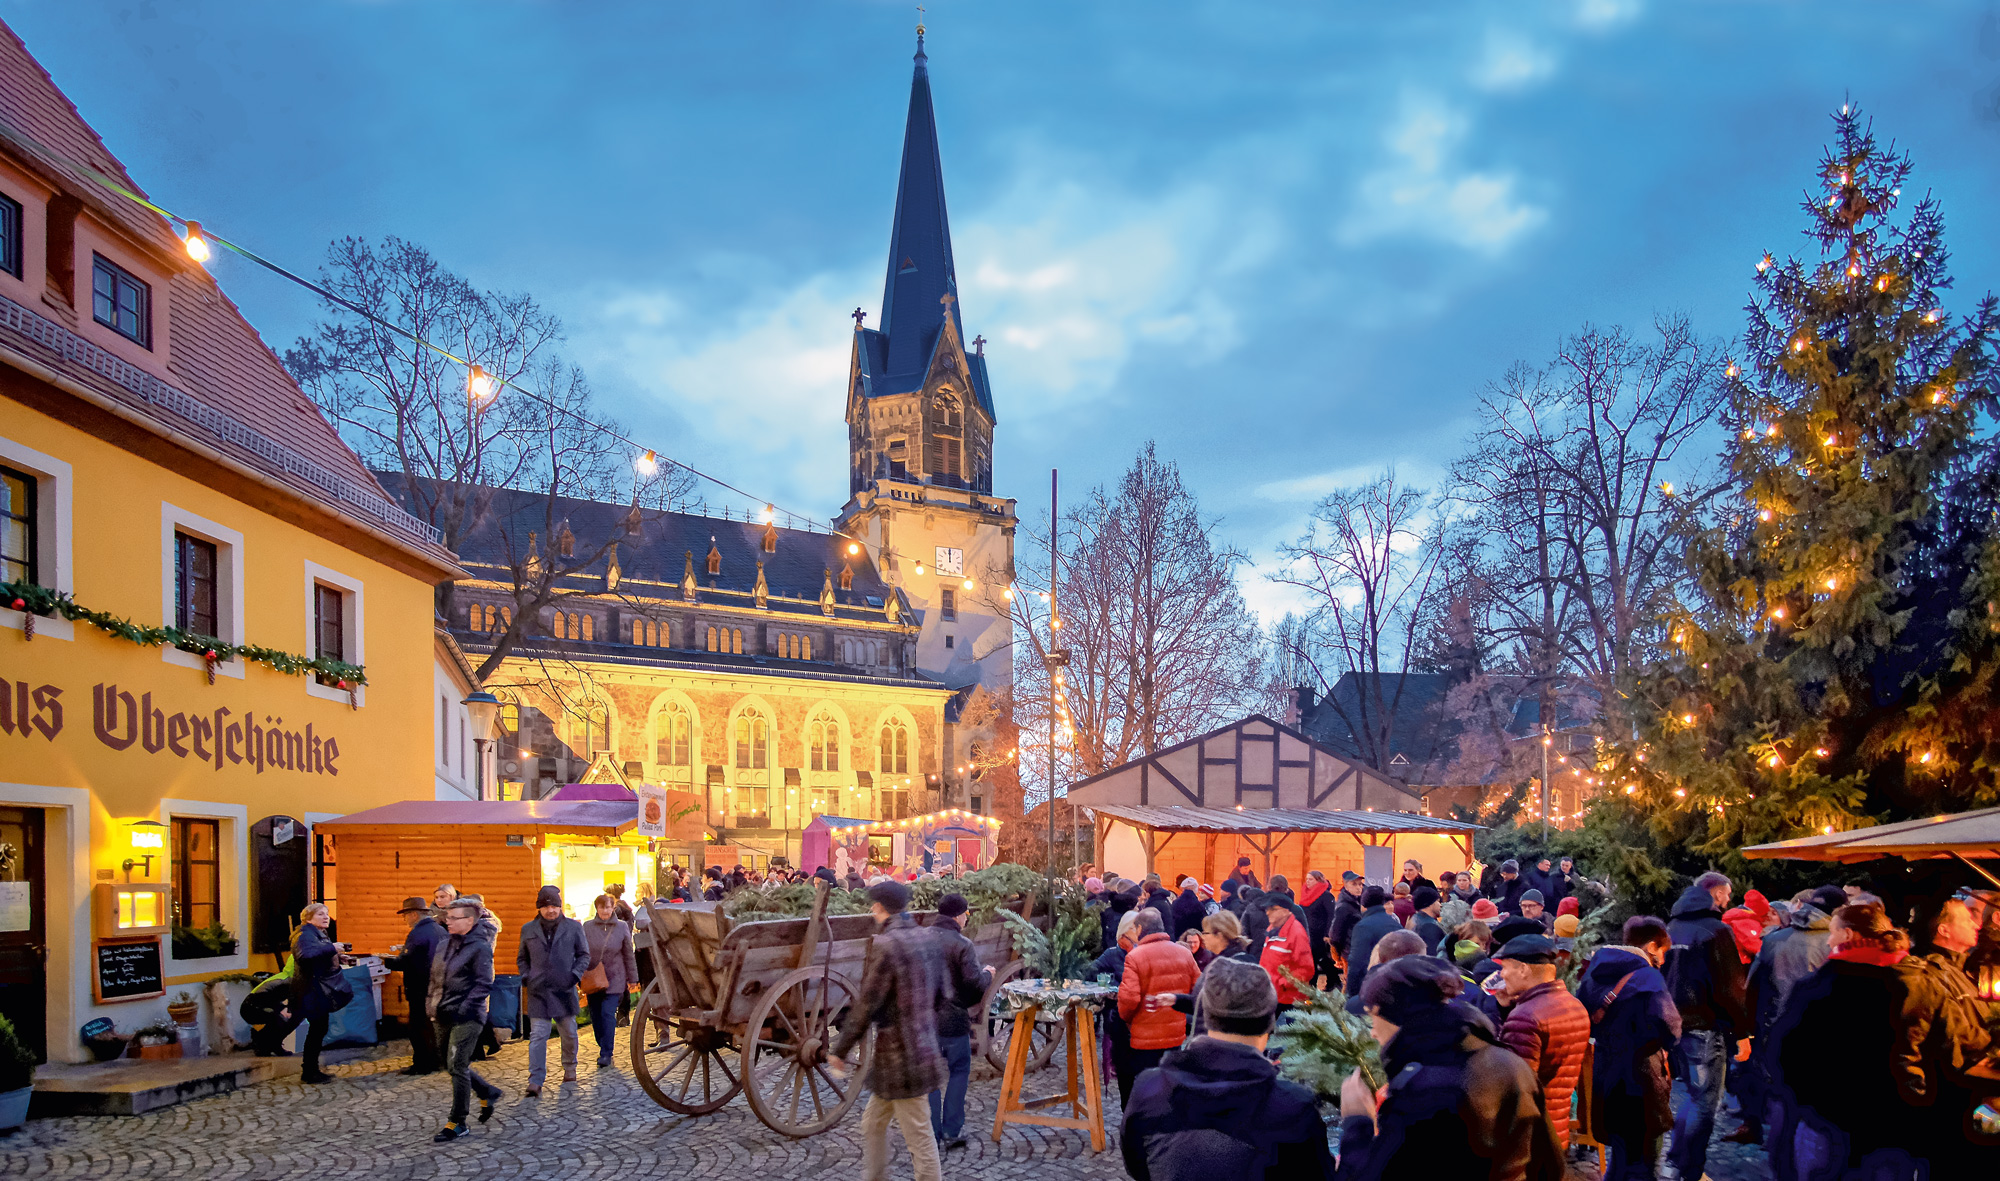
990;980;1116;1152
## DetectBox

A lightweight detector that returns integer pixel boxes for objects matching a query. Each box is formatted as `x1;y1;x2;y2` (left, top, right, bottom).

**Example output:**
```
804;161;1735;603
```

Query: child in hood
1720;905;1764;963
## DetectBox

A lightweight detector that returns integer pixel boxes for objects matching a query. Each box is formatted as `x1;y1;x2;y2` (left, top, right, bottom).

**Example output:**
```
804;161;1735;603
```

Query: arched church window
810;713;841;772
654;702;692;768
879;718;909;775
735;710;768;769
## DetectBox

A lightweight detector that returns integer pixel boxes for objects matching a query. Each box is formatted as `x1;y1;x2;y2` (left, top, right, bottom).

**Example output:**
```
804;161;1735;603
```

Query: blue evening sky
11;1;2000;620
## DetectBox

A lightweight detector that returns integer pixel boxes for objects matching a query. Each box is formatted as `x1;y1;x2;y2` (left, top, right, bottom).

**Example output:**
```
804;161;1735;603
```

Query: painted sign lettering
1;674;339;776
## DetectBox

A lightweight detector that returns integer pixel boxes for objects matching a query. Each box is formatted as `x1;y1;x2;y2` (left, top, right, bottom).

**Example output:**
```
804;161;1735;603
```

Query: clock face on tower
934;546;964;577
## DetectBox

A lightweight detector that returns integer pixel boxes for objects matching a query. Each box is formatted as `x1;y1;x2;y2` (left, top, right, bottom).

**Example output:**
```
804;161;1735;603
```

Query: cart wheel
631;984;743;1115
743;966;869;1137
979;958;1063;1073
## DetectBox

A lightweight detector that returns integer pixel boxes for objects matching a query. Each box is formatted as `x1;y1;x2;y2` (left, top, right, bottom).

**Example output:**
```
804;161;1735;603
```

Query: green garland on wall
1;580;369;686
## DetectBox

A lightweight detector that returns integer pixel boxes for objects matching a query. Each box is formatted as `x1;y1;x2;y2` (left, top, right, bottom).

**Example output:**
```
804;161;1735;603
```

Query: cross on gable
851;307;867;328
940;292;956;309
972;334;985;356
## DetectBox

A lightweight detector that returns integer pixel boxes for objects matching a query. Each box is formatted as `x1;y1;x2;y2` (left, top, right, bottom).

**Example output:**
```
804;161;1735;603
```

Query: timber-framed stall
1087;804;1485;886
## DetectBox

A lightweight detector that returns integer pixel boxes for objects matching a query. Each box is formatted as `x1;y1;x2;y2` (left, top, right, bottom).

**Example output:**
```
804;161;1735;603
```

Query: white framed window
0;434;73;640
159;798;249;975
160;504;245;678
303;560;365;706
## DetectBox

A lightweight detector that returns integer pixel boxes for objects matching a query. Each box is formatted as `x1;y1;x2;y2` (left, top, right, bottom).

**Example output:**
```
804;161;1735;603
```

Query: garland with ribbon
2;580;368;689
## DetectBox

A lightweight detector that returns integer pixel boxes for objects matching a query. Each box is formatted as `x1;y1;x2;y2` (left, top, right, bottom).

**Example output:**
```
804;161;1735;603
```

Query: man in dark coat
1545;857;1579;908
429;900;501;1141
1327;871;1365;966
1662;872;1751;1181
1487;860;1529;915
1121;957;1334;1181
1578;917;1681;1181
1334;955;1564;1180
383;895;445;1074
1408;887;1446;956
1143;874;1176;932
1224;855;1261;893
1893;897;1998;1173
1744;885;1838;1162
1300;870;1340;985
927;894;992;1151
1343;886;1400;1000
1522;856;1557;901
516;885;591;1096
831;879;945;1181
1101;881;1141;955
1170;877;1208;940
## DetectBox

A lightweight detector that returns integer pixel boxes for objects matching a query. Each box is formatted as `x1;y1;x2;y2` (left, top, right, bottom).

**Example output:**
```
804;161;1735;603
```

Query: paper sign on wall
1363;845;1394;887
0;881;29;932
636;784;667;839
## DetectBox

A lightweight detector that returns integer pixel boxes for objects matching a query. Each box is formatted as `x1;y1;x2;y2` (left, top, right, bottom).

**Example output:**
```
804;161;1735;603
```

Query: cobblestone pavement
3;1029;1784;1181
4;1030;1132;1181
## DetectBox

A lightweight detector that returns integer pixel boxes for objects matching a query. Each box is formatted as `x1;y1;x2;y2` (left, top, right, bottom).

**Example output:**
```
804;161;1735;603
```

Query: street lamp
463;690;502;800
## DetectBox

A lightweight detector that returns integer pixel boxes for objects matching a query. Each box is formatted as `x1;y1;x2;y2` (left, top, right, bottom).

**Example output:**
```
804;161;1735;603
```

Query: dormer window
761;522;778;553
707;538;722;576
839;564;854;591
92;255;150;348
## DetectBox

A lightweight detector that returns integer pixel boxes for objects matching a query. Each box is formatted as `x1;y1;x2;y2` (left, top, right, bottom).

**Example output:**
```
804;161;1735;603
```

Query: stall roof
1090;804;1485;835
316;799;636;837
1741;806;2000;863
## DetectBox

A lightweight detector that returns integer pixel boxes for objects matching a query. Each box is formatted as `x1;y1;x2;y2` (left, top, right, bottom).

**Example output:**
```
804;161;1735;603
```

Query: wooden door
0;806;47;1062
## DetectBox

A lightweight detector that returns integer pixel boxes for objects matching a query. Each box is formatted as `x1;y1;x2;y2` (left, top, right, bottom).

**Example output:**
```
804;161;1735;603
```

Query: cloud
1574;0;1644;31
1471;29;1558;92
1338;94;1547;255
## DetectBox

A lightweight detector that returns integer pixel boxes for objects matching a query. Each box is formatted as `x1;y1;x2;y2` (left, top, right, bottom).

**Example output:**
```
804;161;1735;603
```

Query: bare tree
1272;471;1451;773
286;236;694;679
999;443;1266;801
1447;319;1721;702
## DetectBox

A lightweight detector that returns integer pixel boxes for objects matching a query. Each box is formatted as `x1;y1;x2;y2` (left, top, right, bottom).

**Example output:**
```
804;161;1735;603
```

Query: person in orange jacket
1115;909;1200;1109
1259;896;1317;1012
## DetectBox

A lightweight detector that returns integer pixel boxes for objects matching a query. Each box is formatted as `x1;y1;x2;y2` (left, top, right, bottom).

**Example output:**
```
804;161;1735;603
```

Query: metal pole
1047;467;1059;900
1540;722;1550;848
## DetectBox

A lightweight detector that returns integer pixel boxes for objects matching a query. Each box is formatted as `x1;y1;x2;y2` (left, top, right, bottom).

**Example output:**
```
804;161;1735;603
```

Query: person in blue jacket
1578;916;1682;1181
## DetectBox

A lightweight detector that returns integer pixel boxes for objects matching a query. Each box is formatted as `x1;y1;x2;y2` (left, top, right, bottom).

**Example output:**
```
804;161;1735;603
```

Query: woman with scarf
1334;955;1564;1179
1771;901;1919;1176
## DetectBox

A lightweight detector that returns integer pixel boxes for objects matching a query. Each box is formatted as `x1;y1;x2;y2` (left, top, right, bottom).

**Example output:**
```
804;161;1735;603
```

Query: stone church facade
434;31;1019;869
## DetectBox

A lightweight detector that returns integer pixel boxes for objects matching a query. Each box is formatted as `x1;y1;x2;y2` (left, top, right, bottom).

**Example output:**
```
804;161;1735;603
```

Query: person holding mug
288;903;354;1084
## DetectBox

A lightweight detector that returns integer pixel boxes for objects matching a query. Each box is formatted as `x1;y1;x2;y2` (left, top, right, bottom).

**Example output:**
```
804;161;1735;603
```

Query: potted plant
171;923;238;960
131;1019;183;1061
166;990;200;1027
0;1013;33;1131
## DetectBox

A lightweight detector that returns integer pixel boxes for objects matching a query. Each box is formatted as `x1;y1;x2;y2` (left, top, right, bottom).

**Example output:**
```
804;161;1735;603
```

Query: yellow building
0;26;460;1062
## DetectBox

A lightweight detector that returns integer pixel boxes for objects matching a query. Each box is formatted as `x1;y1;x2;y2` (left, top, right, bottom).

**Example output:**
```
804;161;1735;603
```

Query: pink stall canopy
801;815;875;875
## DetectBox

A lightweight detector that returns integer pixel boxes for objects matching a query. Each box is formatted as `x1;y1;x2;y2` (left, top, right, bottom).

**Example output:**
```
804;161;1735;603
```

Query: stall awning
1741;806;2000;864
1089;804;1485;836
316;799;636;838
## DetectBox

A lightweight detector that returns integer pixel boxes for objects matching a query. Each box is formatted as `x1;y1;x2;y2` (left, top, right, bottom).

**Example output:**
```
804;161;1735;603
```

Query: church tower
838;27;1016;809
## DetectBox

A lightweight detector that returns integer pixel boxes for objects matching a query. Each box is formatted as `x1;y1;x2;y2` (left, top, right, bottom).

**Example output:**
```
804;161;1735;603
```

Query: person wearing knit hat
1409;886;1446;955
517;884;590;1096
1553;913;1579;939
1556;895;1581;919
1121;957;1333;1179
1083;876;1105;898
1470;897;1501;922
1339;956;1560;1175
1518;889;1553;934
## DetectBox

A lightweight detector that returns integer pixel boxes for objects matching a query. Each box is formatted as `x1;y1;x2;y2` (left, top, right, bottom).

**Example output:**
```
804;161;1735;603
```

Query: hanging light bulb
847;542;861;555
962;578;974;591
635;449;658;475
1002;586;1014;600
183;220;211;263
760;504;775;524
1757;255;1772;273
1825;576;1837;590
1772;606;1786;619
914;563;925;576
1792;337;1808;353
1759;509;1773;522
1659;482;1675;497
1682;713;1695;724
1725;362;1739;378
1766;754;1781;768
467;365;496;401
1767;424;1780;437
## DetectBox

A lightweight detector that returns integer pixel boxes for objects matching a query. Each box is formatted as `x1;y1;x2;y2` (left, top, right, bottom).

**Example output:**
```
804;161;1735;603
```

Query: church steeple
878;27;960;380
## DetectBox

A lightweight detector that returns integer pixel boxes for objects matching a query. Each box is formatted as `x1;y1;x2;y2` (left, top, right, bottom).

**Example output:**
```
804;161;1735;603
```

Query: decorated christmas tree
1597;103;2000;863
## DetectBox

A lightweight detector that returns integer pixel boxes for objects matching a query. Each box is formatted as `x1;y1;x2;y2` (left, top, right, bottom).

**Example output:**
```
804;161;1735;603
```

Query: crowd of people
1067;856;1995;1180
232;853;1996;1180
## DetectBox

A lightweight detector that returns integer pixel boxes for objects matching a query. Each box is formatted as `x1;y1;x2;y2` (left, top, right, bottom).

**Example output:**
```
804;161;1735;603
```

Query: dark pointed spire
878;25;960;380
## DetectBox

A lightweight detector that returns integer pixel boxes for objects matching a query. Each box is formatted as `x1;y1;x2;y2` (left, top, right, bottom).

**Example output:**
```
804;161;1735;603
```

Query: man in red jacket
1259;896;1317;1013
1115;909;1200;1109
1494;932;1591;1151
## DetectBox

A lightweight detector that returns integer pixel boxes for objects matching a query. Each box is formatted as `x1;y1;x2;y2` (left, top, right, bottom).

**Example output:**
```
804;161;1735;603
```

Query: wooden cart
632;884;1058;1136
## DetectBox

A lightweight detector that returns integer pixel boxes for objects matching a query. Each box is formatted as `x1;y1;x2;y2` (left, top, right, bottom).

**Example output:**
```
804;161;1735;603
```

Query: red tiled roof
0;20;449;558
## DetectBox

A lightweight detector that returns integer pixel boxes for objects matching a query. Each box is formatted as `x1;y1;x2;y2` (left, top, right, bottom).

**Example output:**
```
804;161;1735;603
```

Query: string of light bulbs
0;111;1036;602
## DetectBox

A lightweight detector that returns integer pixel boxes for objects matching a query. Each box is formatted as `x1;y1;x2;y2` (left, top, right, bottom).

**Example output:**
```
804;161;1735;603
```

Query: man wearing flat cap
1120;957;1332;1180
1493;933;1590;1153
382;895;446;1074
830;879;945;1181
517;884;590;1096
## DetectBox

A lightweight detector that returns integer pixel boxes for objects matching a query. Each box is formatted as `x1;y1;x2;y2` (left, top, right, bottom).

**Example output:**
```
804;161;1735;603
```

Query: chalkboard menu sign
94;938;165;1003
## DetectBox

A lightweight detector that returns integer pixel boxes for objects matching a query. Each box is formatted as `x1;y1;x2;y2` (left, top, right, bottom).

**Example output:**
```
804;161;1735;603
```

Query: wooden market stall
808;809;1002;876
1066;713;1482;884
317;799;640;1018
1742;805;2000;887
1088;804;1485;888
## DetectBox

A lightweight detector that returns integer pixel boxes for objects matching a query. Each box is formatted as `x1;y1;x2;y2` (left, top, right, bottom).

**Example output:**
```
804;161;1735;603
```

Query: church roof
852;31;993;422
